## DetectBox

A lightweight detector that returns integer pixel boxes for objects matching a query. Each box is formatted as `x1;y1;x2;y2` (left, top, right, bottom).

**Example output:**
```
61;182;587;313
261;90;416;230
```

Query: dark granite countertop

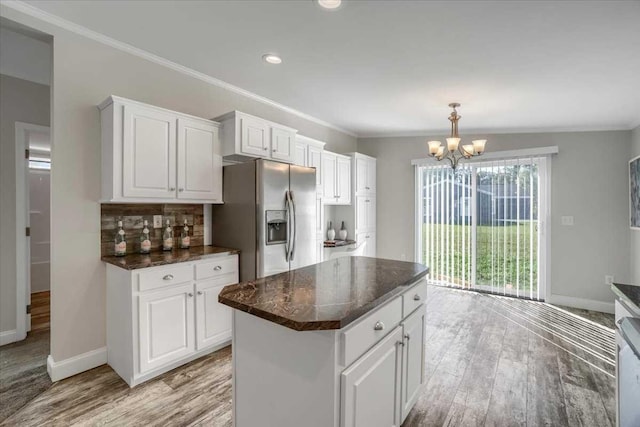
218;257;429;331
612;283;640;314
102;245;239;270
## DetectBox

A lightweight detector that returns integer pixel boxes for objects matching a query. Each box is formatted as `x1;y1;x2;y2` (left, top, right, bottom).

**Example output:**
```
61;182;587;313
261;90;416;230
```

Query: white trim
0;329;18;346
46;347;107;382
1;0;356;138
411;146;559;166
546;294;615;315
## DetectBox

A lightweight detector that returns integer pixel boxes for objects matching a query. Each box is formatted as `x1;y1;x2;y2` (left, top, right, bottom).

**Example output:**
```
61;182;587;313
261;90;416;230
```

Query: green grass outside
421;223;539;294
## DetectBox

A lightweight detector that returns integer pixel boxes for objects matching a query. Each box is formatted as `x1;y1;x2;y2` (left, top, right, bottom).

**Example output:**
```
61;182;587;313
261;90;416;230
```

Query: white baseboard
47;347;107;382
0;329;18;346
547;294;615;314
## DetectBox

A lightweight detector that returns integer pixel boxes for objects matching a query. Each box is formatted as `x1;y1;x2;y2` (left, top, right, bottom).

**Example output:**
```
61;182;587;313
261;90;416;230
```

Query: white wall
632;125;640;285
358;130;632;306
0;73;50;334
0;26;52;86
0;5;357;363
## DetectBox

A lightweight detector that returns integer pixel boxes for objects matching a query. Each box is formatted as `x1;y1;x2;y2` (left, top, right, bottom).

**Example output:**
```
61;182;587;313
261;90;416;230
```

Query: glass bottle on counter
180;219;190;249
140;220;151;254
114;220;126;256
162;220;173;251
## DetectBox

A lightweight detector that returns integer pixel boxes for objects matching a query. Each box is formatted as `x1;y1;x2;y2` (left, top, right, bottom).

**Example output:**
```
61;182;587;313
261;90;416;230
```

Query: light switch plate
605;275;614;286
153;215;163;228
561;216;574;226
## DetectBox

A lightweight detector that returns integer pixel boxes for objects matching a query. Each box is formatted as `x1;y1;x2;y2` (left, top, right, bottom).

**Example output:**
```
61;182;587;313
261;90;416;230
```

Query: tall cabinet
335;153;377;257
293;135;326;263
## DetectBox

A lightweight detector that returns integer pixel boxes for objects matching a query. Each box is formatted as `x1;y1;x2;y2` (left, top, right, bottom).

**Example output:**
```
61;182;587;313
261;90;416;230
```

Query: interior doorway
15;122;51;338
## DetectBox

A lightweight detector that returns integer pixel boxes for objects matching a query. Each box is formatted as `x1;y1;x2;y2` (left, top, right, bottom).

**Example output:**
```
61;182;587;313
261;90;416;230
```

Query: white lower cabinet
341;327;403;427
341;281;427;427
138;283;195;373
195;276;234;350
356;232;376;257
106;254;238;387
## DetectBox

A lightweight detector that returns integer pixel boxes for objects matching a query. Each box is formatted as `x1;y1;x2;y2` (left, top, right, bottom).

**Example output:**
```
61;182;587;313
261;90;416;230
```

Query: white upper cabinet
240;114;270;156
177;118;222;202
100;96;222;203
122;104;177;199
216;111;297;164
295;135;326;193
355;154;376;195
323;151;351;205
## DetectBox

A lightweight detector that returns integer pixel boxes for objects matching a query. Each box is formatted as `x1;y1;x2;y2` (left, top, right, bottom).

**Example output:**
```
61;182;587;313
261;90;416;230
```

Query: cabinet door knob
366;235;370;238
365;199;370;203
169;187;176;191
404;333;411;341
197;291;203;295
272;149;277;153
374;321;384;331
214;265;222;271
163;274;174;281
365;186;370;190
188;293;194;297
178;188;184;192
397;340;405;347
263;147;268;151
413;294;421;301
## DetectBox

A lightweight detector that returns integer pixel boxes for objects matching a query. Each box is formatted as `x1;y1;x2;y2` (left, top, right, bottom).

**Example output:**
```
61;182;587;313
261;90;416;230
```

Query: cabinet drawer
403;280;427;317
615;299;638;328
138;264;193;292
341;296;402;367
195;255;238;281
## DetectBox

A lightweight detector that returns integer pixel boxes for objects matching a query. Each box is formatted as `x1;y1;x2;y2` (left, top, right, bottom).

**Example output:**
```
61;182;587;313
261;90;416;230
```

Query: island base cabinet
138;284;195;373
401;306;426;423
341;327;403;427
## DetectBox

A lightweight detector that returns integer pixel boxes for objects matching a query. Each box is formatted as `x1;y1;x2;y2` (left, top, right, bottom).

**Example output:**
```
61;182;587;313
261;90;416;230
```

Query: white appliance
212;159;317;281
618;317;640;427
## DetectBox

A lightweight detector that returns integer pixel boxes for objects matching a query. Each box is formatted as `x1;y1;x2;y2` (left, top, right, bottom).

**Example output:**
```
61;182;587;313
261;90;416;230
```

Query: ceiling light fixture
427;103;487;170
316;0;342;10
262;53;282;64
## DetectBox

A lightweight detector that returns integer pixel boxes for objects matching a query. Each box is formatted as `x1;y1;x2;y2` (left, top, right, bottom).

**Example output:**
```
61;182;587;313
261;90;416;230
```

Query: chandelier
427;103;487;169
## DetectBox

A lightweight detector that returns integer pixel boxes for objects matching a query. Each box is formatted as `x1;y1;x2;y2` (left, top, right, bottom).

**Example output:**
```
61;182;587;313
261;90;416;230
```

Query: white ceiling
21;0;640;136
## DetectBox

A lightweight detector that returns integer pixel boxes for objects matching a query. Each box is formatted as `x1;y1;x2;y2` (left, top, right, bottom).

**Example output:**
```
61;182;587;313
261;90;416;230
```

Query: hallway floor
0;286;615;426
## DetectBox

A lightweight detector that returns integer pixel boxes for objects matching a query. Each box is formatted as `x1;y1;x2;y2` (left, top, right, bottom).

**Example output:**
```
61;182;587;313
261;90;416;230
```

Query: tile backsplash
101;204;204;256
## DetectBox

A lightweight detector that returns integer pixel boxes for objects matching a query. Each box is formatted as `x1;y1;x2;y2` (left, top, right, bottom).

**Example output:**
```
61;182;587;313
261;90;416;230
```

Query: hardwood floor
1;286;615;426
30;291;51;332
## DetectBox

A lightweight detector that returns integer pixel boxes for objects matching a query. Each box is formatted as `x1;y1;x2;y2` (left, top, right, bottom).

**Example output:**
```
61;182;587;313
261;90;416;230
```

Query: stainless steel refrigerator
212;159;317;281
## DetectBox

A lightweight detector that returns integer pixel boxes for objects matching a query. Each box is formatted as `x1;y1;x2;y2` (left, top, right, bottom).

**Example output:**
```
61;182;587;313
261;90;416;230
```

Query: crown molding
358;124;633;139
0;0;357;138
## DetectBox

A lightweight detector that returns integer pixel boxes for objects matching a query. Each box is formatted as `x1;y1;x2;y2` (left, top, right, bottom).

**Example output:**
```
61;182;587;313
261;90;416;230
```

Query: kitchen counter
102;245;239;270
218;256;429;331
612;283;640;315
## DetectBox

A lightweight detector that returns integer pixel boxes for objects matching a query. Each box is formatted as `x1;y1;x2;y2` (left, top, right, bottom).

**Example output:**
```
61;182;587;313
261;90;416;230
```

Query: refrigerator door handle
290;190;296;261
285;190;292;262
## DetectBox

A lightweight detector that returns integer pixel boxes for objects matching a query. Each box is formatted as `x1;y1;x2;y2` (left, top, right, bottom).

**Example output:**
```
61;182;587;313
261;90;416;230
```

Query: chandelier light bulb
446;137;461;152
428;140;442;156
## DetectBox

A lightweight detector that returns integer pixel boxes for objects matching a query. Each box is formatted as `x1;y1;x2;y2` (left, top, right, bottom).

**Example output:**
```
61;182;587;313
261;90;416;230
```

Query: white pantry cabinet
106;253;238;387
323;151;351;205
215;111;297;164
99;96;222;203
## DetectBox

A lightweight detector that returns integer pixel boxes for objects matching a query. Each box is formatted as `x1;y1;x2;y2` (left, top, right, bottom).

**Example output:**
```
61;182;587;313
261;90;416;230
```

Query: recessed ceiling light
316;0;342;10
262;53;282;64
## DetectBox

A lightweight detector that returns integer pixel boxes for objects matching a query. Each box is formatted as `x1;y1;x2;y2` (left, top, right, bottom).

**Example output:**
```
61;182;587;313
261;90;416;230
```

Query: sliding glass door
416;157;548;300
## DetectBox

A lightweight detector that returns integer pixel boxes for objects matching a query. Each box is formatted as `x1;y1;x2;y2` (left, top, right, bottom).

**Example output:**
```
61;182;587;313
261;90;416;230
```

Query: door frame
15;122;51;342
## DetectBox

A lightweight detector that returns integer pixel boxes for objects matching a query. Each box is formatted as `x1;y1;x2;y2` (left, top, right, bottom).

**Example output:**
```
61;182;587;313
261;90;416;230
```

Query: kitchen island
219;256;429;427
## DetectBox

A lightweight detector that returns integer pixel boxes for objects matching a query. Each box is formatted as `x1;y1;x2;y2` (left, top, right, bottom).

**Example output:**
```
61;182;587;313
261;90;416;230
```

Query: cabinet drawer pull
197;291;203;295
214;265;222;271
413;294;421;301
365;199;370;203
179;188;184;192
163;274;174;281
263;147;268;151
374;321;384;331
366;235;370;238
397;340;405;347
169;187;176;191
188;293;194;297
365;186;370;190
